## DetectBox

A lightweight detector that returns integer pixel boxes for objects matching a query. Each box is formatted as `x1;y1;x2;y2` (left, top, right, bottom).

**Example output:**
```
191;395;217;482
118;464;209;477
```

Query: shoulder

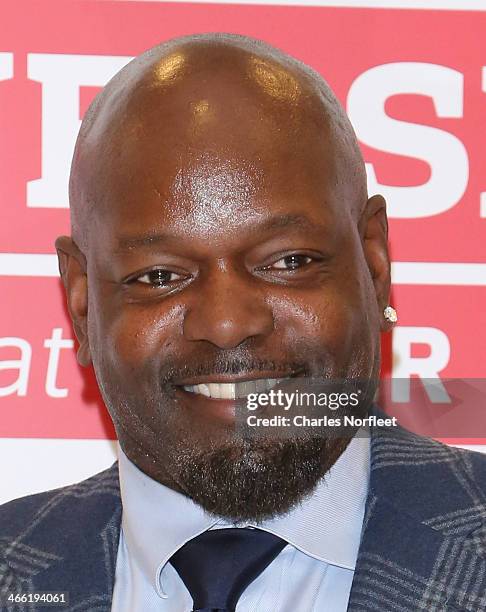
0;465;121;605
370;415;486;529
0;463;120;542
372;416;486;475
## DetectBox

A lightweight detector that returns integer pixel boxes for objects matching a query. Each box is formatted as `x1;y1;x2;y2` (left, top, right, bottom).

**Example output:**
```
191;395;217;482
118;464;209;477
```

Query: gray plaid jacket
2;417;486;611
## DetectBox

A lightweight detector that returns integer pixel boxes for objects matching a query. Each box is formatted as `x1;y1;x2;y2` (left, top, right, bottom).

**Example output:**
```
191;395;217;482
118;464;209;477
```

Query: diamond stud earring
383;305;398;323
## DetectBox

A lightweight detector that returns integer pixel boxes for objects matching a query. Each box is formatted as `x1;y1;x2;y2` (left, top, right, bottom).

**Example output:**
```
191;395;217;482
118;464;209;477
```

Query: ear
55;235;92;366
358;194;393;332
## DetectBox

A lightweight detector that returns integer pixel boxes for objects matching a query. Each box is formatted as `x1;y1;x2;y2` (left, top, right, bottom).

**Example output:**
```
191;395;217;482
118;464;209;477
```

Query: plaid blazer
2;413;486;612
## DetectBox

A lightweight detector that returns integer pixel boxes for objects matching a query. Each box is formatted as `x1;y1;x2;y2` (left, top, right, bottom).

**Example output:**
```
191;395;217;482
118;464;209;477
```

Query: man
1;32;486;612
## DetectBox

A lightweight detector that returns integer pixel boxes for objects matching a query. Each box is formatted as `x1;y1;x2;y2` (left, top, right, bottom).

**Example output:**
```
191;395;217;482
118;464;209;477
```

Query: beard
167;432;351;524
100;343;378;524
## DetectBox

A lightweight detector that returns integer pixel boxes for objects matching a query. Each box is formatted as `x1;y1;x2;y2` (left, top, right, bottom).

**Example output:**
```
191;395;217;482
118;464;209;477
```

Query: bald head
69;32;366;252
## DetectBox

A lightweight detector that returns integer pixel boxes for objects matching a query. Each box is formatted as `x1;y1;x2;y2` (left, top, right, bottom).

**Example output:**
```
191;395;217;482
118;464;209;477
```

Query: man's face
59;50;389;522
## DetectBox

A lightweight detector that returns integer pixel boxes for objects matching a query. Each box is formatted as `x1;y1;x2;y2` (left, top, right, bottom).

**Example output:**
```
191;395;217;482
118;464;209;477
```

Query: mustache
158;353;314;386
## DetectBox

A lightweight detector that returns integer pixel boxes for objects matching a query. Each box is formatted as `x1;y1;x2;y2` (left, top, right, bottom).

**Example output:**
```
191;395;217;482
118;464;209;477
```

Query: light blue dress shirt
111;433;370;611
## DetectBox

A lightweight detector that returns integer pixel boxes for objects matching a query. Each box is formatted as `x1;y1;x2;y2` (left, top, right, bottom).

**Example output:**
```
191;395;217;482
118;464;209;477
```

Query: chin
169;434;349;523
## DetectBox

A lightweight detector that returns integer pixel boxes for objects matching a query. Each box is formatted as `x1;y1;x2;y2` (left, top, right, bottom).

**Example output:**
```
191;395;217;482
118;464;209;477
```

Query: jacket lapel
3;463;122;612
348;414;486;611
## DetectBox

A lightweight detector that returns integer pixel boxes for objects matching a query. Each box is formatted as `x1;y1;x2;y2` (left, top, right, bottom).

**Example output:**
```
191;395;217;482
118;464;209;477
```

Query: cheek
269;291;353;352
267;266;376;366
89;295;185;374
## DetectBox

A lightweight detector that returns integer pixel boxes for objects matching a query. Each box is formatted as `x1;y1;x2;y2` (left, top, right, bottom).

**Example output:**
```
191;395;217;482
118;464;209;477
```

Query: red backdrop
1;1;485;444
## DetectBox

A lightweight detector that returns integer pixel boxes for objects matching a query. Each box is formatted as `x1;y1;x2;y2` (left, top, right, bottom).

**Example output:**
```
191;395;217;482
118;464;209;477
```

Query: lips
182;378;287;400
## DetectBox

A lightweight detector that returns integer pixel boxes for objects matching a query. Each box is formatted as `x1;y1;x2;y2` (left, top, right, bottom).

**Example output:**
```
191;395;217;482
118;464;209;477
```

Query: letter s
347;62;468;218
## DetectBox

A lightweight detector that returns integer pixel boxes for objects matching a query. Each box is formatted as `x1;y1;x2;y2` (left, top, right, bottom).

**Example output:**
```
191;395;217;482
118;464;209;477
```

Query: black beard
167;433;351;524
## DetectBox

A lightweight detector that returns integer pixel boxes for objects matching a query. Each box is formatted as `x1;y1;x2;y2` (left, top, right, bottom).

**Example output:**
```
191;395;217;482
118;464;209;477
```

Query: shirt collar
118;431;370;598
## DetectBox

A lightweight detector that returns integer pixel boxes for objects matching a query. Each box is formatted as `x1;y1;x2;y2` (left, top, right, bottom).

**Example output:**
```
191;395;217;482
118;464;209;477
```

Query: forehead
90;137;345;250
77;48;354;246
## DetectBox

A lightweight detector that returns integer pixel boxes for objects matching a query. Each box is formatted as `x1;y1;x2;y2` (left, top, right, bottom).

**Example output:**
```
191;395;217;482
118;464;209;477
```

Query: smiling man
62;31;385;527
2;33;486;612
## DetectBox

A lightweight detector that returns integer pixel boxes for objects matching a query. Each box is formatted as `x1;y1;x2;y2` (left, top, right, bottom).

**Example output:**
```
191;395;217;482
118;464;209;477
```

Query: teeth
197;383;211;397
182;378;285;399
219;383;235;399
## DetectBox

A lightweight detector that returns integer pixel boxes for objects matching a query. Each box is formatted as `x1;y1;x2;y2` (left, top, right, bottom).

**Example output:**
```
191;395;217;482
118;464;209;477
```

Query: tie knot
169;528;287;612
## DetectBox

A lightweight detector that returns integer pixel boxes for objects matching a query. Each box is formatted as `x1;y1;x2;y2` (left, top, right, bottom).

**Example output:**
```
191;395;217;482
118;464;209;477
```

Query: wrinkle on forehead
69;33;367;254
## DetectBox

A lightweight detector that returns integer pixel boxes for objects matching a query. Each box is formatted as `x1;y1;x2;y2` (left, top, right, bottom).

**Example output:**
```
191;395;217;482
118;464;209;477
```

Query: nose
183;268;274;349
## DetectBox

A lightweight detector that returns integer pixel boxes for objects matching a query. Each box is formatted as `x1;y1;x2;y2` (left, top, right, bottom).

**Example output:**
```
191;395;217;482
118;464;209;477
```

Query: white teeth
197;383;211;397
208;383;221;399
182;378;285;399
183;383;235;399
220;384;235;400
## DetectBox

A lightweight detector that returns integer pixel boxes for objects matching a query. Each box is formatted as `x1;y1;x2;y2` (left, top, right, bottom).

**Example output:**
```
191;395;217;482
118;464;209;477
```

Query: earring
383;305;398;323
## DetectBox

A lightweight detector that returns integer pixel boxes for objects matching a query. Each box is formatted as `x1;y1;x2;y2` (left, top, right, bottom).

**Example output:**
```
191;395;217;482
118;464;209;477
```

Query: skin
55;34;392;522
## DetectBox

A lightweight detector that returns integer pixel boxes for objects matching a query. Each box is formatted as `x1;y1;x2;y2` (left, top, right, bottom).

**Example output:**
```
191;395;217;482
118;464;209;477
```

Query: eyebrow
115;213;323;253
115;231;177;253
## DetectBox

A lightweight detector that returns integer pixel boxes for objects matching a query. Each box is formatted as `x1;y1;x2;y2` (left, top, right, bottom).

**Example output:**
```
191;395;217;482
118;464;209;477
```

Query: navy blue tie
169;528;287;612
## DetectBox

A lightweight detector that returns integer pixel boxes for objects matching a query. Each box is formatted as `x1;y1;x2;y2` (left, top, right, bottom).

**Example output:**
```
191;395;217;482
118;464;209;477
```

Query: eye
269;254;313;271
132;268;184;286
